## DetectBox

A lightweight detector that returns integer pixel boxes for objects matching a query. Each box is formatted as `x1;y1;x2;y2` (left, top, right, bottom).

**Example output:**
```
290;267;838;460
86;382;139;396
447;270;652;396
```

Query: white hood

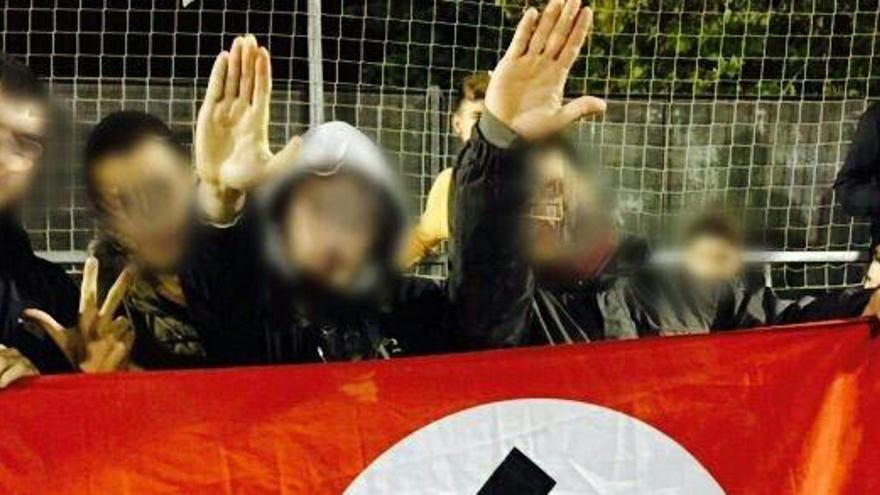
257;121;408;290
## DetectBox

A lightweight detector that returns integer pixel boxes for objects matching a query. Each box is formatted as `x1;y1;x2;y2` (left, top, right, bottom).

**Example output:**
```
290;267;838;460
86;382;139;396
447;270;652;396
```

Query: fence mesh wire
1;0;879;289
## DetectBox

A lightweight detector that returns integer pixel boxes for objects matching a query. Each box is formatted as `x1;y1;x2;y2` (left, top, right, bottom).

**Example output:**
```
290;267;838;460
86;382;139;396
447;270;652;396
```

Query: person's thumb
22;309;64;336
556;95;607;130
264;135;303;182
21;308;76;365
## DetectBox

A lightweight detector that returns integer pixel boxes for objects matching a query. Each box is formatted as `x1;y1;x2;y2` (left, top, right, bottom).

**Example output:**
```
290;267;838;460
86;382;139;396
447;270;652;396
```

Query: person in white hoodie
181;36;458;364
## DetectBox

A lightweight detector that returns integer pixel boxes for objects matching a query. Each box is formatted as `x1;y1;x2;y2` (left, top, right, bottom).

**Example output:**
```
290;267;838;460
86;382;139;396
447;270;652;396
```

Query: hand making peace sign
24;257;135;373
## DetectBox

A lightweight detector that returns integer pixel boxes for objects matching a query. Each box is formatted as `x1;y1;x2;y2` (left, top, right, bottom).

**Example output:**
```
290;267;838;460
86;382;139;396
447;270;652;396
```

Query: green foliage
582;0;875;98
342;0;877;99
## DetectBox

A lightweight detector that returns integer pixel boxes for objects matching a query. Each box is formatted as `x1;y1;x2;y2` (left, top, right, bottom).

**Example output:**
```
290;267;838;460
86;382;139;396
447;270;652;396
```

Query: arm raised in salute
485;0;605;141
196;35;300;224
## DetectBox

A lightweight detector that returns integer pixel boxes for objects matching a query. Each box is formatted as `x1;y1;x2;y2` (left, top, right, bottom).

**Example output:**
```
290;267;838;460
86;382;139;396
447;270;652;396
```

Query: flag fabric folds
0;319;878;494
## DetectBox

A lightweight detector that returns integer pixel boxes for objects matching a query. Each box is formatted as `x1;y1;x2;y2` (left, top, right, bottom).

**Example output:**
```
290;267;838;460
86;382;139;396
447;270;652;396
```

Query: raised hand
0;345;39;388
195;35;301;223
196;35;272;191
23;257;135;373
485;0;606;140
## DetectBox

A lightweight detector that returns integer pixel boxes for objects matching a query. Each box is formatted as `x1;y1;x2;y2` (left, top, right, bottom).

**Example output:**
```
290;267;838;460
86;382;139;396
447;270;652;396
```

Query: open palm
196;35;272;192
486;0;606;140
195;36;302;224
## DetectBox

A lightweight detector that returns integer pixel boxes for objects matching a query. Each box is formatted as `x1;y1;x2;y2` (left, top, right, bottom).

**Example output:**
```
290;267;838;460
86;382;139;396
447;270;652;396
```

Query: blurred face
0;93;46;209
92;138;194;272
683;234;744;283
283;174;382;292
524;148;605;266
452;98;483;143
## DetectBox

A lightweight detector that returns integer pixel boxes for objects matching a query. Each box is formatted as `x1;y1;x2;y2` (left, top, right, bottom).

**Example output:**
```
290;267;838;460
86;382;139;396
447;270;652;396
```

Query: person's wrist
478;110;520;149
197;180;246;225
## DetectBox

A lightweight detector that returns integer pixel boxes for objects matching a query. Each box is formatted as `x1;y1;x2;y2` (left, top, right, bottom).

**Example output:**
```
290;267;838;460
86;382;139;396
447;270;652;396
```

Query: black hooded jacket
0;213;76;372
180;122;456;365
451;113;874;349
833;103;880;249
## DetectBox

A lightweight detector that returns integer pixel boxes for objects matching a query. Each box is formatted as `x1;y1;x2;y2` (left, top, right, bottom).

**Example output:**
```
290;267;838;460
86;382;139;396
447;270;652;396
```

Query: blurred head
682;212;745;283
451;72;490;143
84;111;194;272
264;121;405;296
522;136;614;272
0;55;49;210
280;173;387;292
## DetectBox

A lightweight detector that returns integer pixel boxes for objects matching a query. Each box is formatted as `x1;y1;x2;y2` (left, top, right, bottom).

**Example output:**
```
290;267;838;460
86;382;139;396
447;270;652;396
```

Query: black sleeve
833;104;880;217
178;210;267;366
389;276;457;355
732;286;873;328
449;113;535;349
0;260;78;374
23;258;80;329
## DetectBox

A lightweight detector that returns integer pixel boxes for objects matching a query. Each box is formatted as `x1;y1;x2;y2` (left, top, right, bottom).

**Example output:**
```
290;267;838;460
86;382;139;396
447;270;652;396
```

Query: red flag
0;318;878;494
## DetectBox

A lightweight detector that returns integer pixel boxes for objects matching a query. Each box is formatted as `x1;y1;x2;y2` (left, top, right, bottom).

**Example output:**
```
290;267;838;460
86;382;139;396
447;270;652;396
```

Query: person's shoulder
433;167;454;188
29;254;73;282
864;101;880;120
424;167;454;208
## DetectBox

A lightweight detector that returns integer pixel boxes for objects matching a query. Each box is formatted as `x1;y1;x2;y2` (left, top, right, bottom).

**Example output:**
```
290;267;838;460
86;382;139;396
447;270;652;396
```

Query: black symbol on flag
477;447;557;494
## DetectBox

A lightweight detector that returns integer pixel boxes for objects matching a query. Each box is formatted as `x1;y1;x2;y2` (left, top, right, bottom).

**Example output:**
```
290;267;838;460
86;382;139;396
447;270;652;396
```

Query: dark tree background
3;1;875;99
326;0;879;99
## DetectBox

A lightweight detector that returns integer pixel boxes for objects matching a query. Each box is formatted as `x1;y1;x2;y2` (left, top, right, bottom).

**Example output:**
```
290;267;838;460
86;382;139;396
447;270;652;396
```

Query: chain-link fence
2;0;879;288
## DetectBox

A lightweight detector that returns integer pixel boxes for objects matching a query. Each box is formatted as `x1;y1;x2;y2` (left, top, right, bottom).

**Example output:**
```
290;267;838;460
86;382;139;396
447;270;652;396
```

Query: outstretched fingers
205;50;229;104
78;257;99;334
254;47;272;115
558;6;593;68
224;37;244;104
97;266;134;336
545;0;581;59
527;0;564;56
239;35;258;104
504;8;539;60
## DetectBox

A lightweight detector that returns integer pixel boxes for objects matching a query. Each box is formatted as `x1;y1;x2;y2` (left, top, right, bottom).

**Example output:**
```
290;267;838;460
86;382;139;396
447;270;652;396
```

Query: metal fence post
306;0;325;126
427;85;442;178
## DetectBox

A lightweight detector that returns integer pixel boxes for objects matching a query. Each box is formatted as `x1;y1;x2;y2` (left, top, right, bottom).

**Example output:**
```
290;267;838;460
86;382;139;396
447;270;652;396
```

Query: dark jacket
0;213;76;372
834;103;880;249
452;113;874;349
91;237;207;370
180;122;456;365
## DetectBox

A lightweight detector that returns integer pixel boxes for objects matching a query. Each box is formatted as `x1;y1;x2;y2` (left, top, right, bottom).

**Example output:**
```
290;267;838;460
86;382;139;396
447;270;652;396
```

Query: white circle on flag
346;398;724;494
